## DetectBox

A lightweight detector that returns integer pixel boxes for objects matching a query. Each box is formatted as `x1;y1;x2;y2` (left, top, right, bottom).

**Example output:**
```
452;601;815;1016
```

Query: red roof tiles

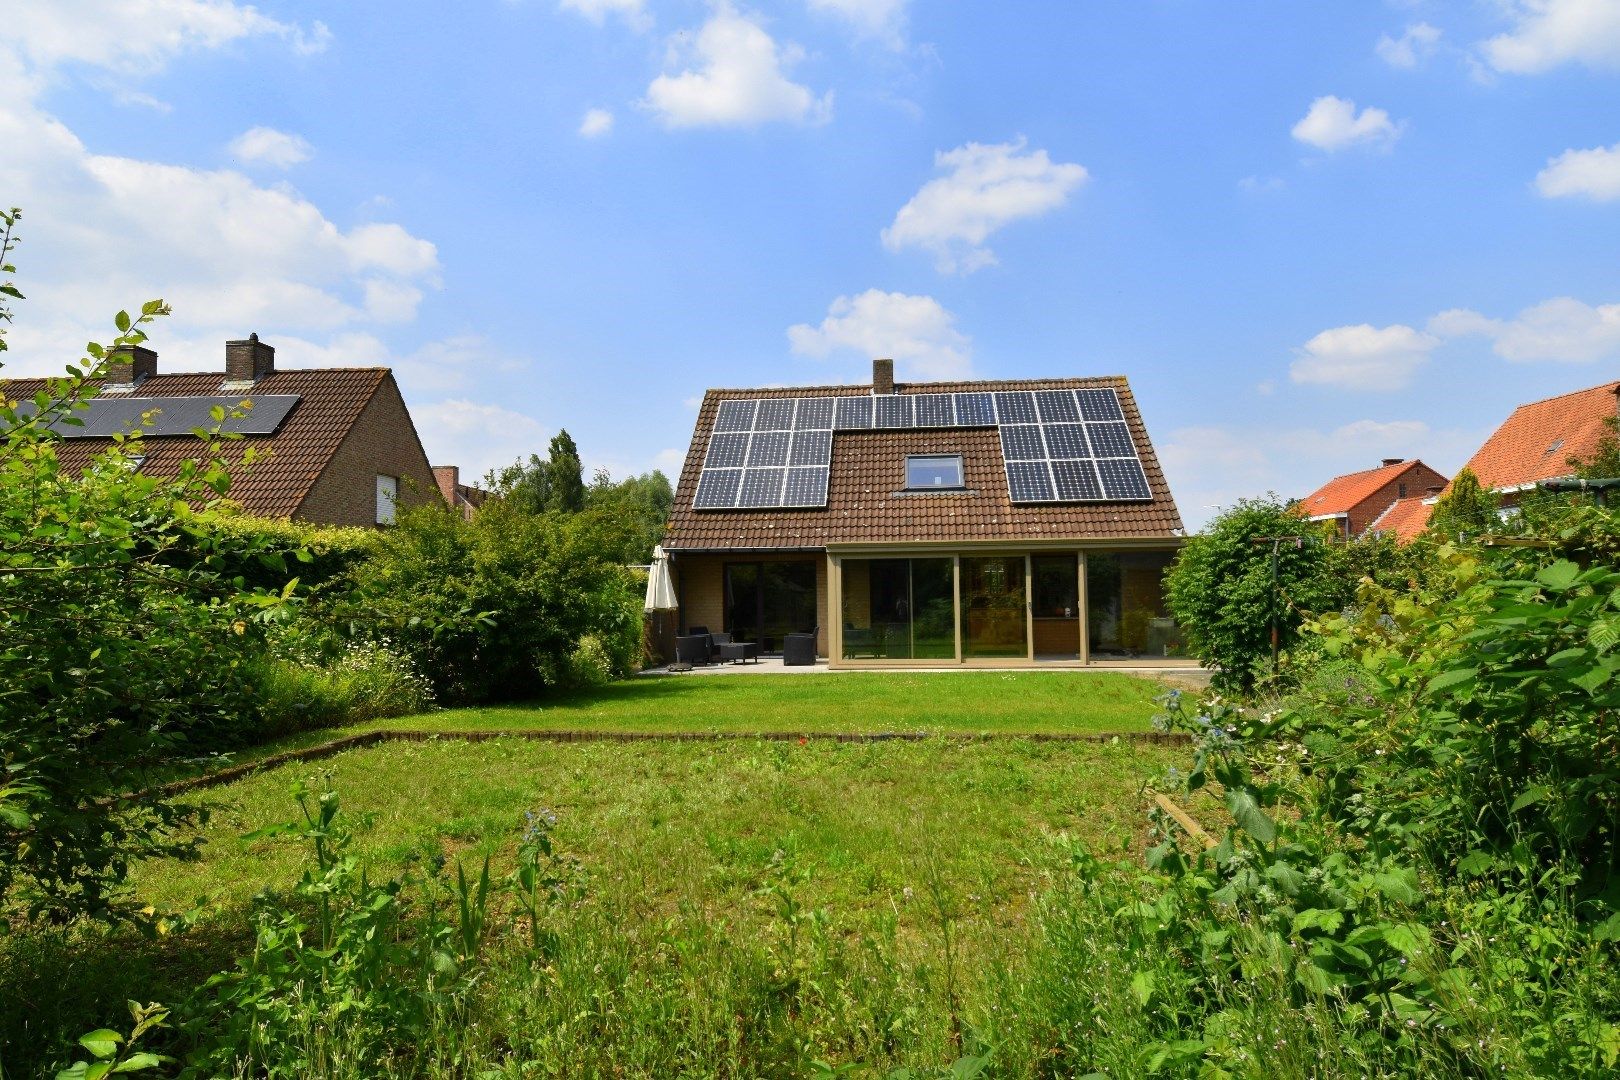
1461;380;1620;492
1299;460;1428;518
663;376;1183;551
3;368;393;518
1368;496;1434;543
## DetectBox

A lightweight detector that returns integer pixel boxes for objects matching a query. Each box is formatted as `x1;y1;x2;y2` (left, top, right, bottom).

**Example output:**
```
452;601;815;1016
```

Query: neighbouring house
4;334;443;527
433;464;490;520
1296;458;1448;539
661;358;1187;667
1457;379;1620;508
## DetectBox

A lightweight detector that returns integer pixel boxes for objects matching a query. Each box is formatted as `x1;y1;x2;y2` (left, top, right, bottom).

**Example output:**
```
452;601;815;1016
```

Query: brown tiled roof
2;368;392;517
1460;380;1620;492
1368;496;1434;543
664;376;1183;551
1298;460;1426;518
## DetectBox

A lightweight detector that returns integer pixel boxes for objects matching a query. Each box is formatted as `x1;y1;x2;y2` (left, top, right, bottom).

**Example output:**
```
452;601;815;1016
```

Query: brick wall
1348;462;1448;535
294;373;441;526
673;552;829;657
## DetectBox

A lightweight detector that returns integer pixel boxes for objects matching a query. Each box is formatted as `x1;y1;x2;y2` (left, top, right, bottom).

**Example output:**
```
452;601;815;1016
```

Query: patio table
719;641;759;664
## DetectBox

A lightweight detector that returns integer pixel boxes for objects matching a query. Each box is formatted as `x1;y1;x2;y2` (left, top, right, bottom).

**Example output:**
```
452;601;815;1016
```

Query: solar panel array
694;387;1154;509
16;395;302;438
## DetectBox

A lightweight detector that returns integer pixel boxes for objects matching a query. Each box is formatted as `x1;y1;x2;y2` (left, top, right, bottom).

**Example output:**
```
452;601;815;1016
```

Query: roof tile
1461;380;1620;491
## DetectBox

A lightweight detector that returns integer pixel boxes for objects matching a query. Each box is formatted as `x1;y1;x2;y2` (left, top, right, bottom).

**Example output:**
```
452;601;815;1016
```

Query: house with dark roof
1457;379;1620;506
4;335;443;527
1296;458;1448;540
432;465;490;520
662;359;1186;667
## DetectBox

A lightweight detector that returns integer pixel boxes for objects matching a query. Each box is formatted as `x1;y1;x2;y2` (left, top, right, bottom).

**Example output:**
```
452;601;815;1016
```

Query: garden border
153;728;1192;797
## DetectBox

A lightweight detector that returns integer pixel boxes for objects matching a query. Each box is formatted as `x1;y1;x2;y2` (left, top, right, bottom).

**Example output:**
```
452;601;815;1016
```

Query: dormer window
906;455;964;490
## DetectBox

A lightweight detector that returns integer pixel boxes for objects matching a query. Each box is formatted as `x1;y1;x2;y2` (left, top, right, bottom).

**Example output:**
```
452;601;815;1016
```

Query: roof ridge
1508;379;1620;412
701;375;1129;395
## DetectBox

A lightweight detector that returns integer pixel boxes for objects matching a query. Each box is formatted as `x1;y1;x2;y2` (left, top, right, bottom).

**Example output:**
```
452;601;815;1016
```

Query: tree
544;430;586;514
0;209;294;920
1164;496;1350;693
586;468;672;563
1423;467;1499;542
488;428;588;516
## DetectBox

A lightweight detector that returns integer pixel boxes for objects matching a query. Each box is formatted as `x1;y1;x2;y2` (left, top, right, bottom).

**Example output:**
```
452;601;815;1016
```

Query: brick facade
1343;462;1447;536
295;373;439;526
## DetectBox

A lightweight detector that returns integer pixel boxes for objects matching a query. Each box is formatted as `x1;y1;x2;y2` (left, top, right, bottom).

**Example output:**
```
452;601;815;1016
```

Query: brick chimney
224;333;275;386
1381;457;1405;467
104;344;157;392
872;357;895;395
432;465;459;507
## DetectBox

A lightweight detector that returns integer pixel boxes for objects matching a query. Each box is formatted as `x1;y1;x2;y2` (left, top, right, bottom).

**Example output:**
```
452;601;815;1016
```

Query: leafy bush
0;215;297;921
1164;497;1351;693
350;501;643;705
187;509;378;593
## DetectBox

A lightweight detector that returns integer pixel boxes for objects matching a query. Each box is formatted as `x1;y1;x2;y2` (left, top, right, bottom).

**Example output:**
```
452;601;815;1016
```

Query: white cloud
228;126;312;169
787;289;972;380
881;138;1089;274
0;12;439;381
1290;323;1439;390
578;107;615;138
1535;142;1620;202
559;0;650;31
644;4;832;129
1480;0;1620;74
1430;297;1620;363
7;1;326;78
807;0;909;48
1291;96;1403;151
1238;174;1285;193
1376;22;1442;68
411;399;549;480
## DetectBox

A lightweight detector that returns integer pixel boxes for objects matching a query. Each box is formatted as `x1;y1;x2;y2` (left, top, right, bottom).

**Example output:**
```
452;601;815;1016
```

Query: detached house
662;359;1187;667
1297;458;1448;540
6;335;443;527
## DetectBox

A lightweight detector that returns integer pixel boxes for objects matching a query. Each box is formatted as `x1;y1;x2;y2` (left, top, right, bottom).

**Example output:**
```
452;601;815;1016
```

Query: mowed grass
6;736;1181;1075
341;670;1167;740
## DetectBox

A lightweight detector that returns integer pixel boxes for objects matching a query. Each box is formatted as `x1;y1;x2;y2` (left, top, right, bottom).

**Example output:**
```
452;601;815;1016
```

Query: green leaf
1572;666;1614;694
1425;667;1478;694
110;1053;164;1073
1295;959;1338;995
1130;970;1155;1007
1509;784;1549;814
1536;560;1581;591
115;310;131;333
78;1030;122;1058
1371;867;1422;905
1225;788;1276;844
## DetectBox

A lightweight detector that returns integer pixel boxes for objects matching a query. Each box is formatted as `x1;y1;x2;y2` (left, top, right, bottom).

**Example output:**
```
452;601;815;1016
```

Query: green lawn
345;670;1166;739
6;735;1184;1076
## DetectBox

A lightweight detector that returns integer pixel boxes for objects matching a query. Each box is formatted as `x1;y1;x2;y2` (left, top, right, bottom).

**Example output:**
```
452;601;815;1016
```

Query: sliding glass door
724;561;816;652
839;557;954;659
961;556;1028;659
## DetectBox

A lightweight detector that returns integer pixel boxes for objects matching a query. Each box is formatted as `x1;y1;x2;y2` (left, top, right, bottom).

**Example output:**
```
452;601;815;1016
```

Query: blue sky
3;1;1619;528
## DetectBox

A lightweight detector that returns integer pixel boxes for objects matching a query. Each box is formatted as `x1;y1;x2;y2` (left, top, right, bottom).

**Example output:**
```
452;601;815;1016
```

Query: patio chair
782;627;819;667
674;634;712;666
708;630;733;659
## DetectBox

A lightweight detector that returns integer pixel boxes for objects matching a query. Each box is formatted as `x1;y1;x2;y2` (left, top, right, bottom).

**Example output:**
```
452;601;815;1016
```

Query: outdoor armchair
674;634;712;666
782;627;819;667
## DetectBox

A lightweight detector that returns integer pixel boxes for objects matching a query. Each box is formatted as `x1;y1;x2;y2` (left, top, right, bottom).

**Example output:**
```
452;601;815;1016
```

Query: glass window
905;455;964;490
375;474;398;525
725;561;816;653
841;557;955;660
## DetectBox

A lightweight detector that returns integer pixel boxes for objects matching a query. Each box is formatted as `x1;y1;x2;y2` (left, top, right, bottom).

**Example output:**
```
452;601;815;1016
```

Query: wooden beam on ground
1154;792;1217;850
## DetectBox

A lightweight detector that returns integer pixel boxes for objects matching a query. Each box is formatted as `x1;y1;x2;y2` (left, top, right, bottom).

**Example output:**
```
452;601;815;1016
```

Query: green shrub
186;510;378;593
349;501;643;705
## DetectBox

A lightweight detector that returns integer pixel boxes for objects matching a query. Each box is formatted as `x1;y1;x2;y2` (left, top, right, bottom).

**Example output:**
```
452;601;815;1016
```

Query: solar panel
834;396;872;430
32;395;303;438
783;466;829;506
994;391;1038;424
913;393;955;428
739;467;786;507
794;397;834;430
704;433;748;468
1085;422;1134;458
953;392;996;426
1097;458;1151;500
746;431;790;467
755;399;796;431
1076;388;1125;422
788;428;833;466
694;468;742;509
693;385;1153;511
715;399;757;432
1042;423;1091;459
1035;390;1080;423
999;424;1046;462
873;395;913;429
1006;461;1055;502
1051;459;1103;501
